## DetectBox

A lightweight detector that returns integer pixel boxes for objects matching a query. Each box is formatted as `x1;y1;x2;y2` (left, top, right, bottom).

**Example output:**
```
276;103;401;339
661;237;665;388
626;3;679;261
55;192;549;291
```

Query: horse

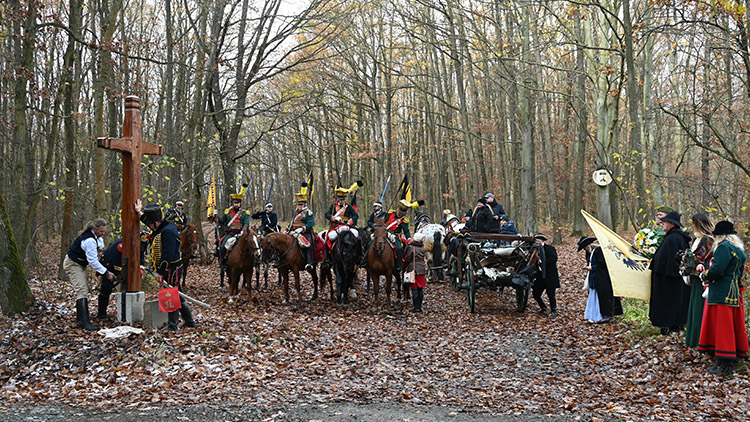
414;213;446;282
179;223;201;288
366;217;398;305
226;227;260;303
260;232;321;303
330;228;361;305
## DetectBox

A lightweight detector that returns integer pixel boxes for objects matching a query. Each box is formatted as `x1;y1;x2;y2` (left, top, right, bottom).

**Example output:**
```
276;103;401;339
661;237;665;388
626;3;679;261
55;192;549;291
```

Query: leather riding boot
76;298;99;331
96;294;111;320
415;288;424;312
166;311;179;331
179;300;196;328
305;248;313;271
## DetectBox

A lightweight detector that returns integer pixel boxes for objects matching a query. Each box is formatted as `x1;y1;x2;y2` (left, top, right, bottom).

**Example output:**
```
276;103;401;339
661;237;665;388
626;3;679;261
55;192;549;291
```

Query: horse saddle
225;235;239;251
327;225;359;242
291;232;311;248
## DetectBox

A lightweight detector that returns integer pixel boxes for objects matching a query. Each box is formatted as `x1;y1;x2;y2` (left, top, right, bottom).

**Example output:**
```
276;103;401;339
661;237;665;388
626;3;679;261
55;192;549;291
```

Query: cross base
116;291;145;323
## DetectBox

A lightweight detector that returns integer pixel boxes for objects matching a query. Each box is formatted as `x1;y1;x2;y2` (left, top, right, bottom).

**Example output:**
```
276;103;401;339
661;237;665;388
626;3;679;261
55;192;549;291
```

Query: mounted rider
252;202;278;235
385;198;424;272
216;183;250;263
367;201;387;232
165;200;187;231
324;180;362;259
288;183;315;271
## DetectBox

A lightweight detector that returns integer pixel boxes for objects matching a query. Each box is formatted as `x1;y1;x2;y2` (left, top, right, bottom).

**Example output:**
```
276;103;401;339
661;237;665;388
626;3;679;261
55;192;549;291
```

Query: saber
142;267;212;309
379;176;391;204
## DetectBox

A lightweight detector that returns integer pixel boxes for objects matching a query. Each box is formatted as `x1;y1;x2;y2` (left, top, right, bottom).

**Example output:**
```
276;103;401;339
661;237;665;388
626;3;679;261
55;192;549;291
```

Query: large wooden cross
98;96;162;292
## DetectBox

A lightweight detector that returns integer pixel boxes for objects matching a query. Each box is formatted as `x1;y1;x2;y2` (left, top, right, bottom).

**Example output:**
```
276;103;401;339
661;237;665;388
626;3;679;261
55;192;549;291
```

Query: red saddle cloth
313;235;325;262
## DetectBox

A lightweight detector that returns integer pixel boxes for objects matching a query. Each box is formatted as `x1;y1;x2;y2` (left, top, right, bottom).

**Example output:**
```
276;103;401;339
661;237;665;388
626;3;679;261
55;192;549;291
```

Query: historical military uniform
251;202;278;235
323;181;363;258
367;201;387;231
141;205;195;331
165;201;187;231
290;190;316;269
385;199;422;272
217;185;251;257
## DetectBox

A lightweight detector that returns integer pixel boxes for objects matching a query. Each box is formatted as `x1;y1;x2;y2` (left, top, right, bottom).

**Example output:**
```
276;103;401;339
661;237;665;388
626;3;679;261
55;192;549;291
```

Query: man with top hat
384;198;423;272
649;210;691;335
165;200;187;231
136;199;195;331
532;233;560;316
252;202;278;235
289;187;316;271
215;184;250;262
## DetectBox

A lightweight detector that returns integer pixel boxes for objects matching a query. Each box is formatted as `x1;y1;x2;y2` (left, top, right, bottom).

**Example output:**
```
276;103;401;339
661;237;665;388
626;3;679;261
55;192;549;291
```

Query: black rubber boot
76;298;99;331
708;358;734;374
179;300;196;328
97;294;111;320
410;287;419;312
166;311;179;331
415;288;424;313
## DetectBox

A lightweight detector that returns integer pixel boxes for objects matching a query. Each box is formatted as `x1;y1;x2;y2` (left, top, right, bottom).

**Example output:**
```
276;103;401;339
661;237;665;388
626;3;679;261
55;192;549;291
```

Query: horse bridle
238;230;260;258
373;223;388;256
264;233;295;262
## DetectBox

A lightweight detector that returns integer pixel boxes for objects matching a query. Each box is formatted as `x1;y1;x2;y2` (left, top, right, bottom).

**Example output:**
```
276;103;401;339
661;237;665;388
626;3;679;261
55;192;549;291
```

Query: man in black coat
532;234;560;316
136;200;196;331
251;202;278;235
649;211;691;334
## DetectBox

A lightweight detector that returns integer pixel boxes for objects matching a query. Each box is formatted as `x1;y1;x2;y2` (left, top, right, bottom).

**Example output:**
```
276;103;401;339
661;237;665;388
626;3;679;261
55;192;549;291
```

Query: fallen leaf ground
1;237;748;421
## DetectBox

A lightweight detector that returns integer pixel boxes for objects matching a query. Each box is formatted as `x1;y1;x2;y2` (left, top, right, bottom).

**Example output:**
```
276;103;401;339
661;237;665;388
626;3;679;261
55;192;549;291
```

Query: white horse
414;212;446;282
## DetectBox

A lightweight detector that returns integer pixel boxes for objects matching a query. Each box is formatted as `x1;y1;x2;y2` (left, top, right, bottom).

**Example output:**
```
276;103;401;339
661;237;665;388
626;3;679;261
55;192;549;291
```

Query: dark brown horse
226;227;260;303
366;217;397;305
260;232;320;303
180;223;201;288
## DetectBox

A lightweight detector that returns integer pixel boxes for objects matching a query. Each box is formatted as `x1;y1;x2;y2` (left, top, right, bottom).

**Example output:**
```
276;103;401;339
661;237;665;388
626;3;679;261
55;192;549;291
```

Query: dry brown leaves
0;238;747;420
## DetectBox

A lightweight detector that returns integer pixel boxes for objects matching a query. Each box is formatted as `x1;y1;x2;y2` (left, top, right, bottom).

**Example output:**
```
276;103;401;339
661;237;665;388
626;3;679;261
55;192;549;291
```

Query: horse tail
432;230;443;269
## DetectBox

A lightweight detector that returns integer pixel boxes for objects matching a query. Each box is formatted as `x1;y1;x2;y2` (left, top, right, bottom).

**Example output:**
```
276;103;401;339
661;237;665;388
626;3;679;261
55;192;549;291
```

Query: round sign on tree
592;169;613;186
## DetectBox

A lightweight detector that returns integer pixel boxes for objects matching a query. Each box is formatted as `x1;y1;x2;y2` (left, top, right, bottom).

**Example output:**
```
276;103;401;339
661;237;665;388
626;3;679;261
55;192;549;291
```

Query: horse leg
263;262;270;289
312;265;319;300
384;271;391;307
293;269;302;302
282;270;290;304
365;268;371;294
246;266;254;302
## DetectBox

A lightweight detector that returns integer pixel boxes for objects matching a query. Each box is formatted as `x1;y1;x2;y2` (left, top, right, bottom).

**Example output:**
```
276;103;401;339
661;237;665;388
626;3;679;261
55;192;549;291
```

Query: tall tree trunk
623;0;646;225
0;191;34;316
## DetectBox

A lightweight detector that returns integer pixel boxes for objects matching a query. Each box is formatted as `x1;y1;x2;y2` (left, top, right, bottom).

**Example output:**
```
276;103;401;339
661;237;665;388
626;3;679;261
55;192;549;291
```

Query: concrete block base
143;300;168;330
115;291;145;323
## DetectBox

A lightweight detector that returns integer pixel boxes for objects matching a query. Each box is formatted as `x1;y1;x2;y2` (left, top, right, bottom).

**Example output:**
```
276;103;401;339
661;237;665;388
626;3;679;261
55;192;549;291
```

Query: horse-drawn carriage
447;233;540;313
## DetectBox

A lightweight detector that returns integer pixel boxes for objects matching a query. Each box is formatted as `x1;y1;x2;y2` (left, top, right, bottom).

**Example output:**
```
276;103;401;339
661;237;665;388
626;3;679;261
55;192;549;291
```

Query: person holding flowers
649;211;691;335
697;221;748;374
683;214;714;348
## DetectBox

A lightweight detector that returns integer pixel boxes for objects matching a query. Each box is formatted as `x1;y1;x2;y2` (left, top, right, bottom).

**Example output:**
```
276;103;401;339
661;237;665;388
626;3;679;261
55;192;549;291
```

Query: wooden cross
98;96;162;292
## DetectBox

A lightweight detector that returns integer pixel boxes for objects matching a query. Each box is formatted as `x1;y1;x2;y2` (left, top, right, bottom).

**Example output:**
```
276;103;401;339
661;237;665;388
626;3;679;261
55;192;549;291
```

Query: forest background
1;0;749;287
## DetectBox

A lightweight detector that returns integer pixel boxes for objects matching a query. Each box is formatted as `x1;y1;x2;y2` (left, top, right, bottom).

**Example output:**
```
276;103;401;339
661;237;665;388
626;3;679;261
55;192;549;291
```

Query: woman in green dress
684;214;713;348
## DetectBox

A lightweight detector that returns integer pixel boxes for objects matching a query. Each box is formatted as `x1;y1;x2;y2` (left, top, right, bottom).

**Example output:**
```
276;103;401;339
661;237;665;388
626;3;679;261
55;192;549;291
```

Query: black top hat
140;205;163;226
534;233;548;241
661;211;683;227
577;236;596;251
712;220;737;236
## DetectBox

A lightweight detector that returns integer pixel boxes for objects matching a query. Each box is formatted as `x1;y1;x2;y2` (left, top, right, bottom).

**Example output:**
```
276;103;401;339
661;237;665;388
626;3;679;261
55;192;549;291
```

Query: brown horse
226;227;260;303
260;232;321;303
366;217;397;305
180;223;201;288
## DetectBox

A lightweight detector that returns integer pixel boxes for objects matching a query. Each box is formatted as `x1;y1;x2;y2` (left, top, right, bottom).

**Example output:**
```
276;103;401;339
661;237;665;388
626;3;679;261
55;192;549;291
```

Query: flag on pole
306;171;314;202
398;174;411;202
581;210;652;301
206;174;216;218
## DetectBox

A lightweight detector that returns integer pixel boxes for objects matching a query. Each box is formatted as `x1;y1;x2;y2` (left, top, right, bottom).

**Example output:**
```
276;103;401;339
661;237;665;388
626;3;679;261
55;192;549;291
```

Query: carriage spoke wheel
448;256;461;291
465;259;476;313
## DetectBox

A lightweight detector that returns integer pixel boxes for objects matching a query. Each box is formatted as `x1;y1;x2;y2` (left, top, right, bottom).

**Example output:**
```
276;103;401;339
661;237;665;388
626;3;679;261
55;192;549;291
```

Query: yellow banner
581;210;651;301
206;173;216;218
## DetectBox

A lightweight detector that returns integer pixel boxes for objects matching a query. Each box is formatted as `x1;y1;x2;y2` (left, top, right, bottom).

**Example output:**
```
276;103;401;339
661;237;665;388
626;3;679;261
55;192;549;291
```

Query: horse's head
181;224;201;259
334;229;361;267
239;227;261;258
372;217;387;256
260;233;277;262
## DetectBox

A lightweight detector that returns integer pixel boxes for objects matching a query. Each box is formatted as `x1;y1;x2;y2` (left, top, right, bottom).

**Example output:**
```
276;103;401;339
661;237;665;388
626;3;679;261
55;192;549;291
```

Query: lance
265;175;275;205
379;176;391;204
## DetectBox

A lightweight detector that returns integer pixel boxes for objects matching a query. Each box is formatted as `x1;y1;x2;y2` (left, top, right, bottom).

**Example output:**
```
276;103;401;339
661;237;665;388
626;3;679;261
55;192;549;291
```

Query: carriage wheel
465;259;476;313
515;284;529;313
448;256;461;291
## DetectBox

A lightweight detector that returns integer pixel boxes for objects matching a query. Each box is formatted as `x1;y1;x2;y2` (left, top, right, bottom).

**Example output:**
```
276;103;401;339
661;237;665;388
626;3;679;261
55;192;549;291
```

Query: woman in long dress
684;214;713;348
580;237;622;323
